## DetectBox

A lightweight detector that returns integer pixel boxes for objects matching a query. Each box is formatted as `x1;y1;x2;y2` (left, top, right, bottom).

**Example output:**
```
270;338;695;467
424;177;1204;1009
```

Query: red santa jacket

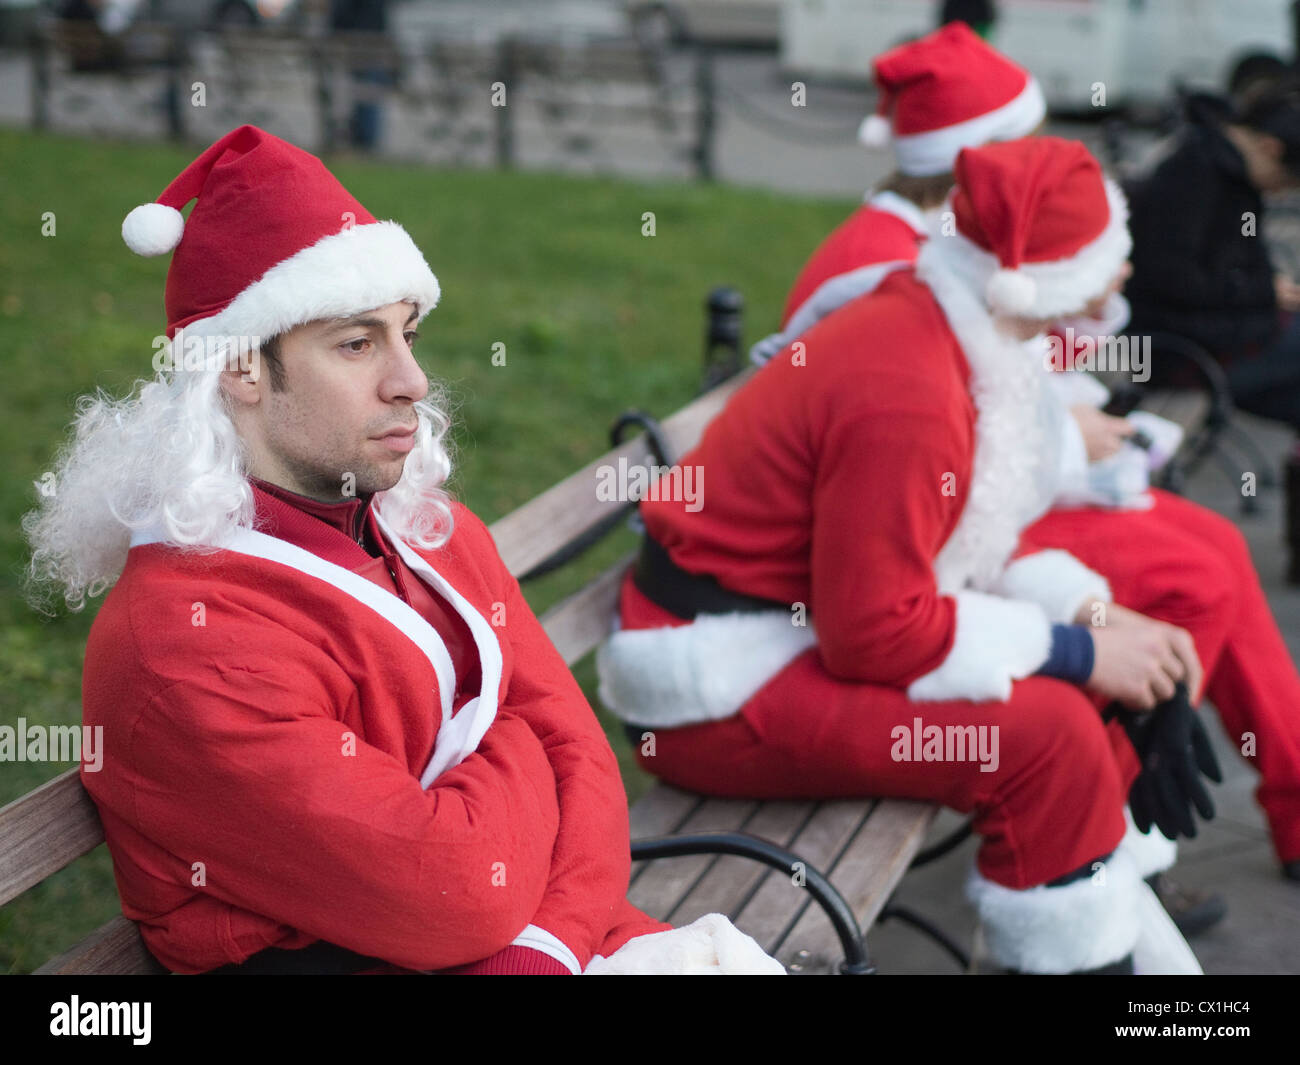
597;257;1112;724
782;191;926;326
659;268;975;687
81;485;666;974
749;192;925;366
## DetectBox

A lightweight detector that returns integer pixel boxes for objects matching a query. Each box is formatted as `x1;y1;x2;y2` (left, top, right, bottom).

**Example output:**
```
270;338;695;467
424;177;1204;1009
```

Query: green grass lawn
0;125;853;972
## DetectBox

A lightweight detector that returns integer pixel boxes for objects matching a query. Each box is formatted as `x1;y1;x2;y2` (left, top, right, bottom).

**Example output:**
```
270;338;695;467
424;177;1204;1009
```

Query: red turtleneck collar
250;476;374;549
245;474;485;716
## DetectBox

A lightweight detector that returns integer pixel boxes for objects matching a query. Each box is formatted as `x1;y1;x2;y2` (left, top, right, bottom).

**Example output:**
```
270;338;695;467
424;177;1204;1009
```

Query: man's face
999;262;1133;339
224;300;429;501
1079;261;1132;320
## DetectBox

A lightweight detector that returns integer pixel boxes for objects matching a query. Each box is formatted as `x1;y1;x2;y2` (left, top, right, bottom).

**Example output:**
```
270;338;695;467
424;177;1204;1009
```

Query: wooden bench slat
733;799;877;955
773;799;938;974
660;799;817;929
626;797;760;921
628;783;702;839
488;370;751;576
0;768;104;907
34;915;165;976
538;553;635;665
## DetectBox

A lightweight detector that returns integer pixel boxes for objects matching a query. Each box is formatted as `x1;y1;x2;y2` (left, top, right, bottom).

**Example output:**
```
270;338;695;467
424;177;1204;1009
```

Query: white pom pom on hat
122;202;185;257
858;113;891;148
985;268;1038;316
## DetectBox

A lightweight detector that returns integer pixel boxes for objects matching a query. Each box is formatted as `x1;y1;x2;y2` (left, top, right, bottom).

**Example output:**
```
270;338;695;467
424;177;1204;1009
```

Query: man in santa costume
750;23;1300;891
23;125;782;976
598;134;1220;974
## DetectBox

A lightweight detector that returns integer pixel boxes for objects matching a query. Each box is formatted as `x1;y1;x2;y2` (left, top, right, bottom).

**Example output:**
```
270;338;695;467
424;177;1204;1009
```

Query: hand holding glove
1120;683;1222;841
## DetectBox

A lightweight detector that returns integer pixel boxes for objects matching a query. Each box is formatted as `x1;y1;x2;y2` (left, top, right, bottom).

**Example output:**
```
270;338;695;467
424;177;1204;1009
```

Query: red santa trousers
1024;489;1300;863
617;575;1139;891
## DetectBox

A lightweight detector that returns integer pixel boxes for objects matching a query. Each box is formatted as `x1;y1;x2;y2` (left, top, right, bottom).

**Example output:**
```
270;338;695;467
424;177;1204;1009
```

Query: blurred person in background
940;0;997;39
57;0;143;70
1126;83;1300;420
1125;82;1300;581
331;0;390;151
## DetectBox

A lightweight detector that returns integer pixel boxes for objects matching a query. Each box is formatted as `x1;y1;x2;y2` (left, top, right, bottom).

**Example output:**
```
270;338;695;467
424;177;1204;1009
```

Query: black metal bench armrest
630;831;873;974
518;409;673;582
1140;331;1235;426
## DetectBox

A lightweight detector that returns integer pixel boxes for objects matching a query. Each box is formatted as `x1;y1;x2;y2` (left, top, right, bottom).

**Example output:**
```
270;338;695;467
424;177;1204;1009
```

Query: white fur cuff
995;550;1112;625
511;925;582;975
967;847;1141;973
1132;877;1203;974
596;611;817;726
1120;805;1177;880
906;591;1051;703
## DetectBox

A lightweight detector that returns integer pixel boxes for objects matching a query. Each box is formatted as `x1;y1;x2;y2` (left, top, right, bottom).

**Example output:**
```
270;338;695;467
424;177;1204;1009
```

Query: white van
781;0;1294;111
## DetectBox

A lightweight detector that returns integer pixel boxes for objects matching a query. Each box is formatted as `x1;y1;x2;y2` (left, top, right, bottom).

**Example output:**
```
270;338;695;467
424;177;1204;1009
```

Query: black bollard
701;285;743;392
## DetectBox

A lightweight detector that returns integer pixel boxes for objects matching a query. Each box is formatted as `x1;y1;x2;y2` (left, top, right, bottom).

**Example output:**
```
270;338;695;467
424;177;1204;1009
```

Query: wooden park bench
1;300;962;975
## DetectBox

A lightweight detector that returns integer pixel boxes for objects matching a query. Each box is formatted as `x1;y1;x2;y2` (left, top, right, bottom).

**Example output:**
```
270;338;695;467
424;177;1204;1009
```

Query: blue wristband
1035;623;1096;685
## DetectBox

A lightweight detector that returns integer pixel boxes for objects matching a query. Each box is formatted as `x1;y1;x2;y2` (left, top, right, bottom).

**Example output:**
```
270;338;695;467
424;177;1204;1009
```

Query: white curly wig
22;337;455;615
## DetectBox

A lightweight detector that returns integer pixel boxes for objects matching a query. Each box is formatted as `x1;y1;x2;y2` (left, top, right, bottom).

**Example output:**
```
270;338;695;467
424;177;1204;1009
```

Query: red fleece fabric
81;488;668;973
646;270;972;688
782;204;920;327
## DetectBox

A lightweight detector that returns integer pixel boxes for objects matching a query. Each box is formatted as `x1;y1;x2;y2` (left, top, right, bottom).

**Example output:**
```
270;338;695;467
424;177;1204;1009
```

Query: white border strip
866;190;930;236
373;508;504;786
128;516;502;783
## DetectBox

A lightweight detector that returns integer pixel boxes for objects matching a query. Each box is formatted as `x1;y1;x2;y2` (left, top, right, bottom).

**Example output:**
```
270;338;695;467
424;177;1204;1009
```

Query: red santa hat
121;124;440;342
858;22;1046;177
933;136;1131;319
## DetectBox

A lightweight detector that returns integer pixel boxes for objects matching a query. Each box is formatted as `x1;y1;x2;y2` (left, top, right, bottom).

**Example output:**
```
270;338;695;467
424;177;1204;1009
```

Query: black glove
1120;683;1223;841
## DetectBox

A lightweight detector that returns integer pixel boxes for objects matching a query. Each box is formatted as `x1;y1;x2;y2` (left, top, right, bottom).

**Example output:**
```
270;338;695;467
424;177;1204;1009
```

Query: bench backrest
1;369;752;973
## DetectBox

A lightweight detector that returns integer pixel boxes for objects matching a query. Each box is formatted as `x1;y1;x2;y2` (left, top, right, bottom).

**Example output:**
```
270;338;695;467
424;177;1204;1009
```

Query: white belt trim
511;924;581;975
596;610;817;726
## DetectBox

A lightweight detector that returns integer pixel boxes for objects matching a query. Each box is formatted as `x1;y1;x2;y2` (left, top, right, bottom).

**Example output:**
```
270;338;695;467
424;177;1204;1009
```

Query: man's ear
219;365;261;408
